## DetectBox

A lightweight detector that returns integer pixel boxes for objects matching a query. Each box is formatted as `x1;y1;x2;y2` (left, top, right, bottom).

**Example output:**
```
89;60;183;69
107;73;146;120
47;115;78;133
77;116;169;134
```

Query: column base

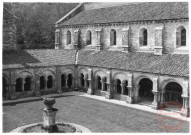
151;101;160;110
87;88;93;95
57;89;62;94
181;107;190;117
126;96;134;104
105;92;113;99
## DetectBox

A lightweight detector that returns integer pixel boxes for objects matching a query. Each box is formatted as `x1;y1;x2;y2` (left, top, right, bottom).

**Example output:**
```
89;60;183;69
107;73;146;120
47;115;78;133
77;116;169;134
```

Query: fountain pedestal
41;98;58;132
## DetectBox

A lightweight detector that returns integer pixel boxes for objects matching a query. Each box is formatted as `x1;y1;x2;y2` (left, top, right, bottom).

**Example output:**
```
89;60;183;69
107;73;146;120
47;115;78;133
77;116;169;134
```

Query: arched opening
67;74;73;88
116;79;121;94
67;30;71;45
139;28;147;46
80;73;85;88
3;77;7;99
87;79;89;88
110;29;117;45
40;76;45;90
97;76;102;90
47;76;53;89
86;30;92;45
165;82;183;104
61;74;65;87
138;78;153;101
15;78;22;92
103;77;107;91
24;77;31;91
123;80;129;95
181;28;186;46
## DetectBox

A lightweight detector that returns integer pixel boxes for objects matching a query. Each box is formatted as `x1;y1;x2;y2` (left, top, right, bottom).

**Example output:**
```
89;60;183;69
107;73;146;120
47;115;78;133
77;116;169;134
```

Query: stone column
181;81;189;117
84;77;87;89
65;75;68;88
22;78;25;92
35;75;41;97
105;71;113;99
121;84;124;95
87;68;93;95
152;77;160;109
95;28;102;51
134;85;140;103
45;76;48;90
56;67;62;93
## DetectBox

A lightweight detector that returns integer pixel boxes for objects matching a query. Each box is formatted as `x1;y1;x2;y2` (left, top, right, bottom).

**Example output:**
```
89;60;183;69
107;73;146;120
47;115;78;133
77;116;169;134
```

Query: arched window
176;26;186;47
139;28;147;46
40;76;45;90
24;77;31;91
86;30;92;45
110;29;117;45
47;75;53;89
181;29;186;46
15;78;22;92
67;30;71;45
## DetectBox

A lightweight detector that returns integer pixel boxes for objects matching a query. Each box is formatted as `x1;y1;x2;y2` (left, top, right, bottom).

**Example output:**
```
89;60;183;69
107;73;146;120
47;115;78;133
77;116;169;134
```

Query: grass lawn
3;95;189;133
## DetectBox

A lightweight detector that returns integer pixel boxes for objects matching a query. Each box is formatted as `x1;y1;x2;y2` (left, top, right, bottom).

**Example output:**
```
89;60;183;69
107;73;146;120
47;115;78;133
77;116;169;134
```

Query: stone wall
58;20;188;54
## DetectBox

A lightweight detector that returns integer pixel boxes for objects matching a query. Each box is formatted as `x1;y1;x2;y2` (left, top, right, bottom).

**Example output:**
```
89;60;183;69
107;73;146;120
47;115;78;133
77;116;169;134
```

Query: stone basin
11;122;91;133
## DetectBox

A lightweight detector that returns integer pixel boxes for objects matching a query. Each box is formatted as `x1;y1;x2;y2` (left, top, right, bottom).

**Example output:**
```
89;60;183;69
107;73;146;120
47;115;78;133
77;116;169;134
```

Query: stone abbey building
3;2;189;116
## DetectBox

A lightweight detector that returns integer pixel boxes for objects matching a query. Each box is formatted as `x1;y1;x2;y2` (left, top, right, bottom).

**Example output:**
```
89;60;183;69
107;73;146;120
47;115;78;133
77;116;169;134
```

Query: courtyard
3;92;189;133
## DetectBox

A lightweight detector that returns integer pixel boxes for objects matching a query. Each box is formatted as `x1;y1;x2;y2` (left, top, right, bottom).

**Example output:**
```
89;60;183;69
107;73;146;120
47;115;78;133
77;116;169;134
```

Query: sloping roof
61;2;188;26
3;49;77;69
3;49;189;77
78;50;189;77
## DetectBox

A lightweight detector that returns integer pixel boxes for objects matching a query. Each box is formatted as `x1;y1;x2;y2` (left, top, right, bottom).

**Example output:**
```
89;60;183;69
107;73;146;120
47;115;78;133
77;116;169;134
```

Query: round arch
134;75;153;86
113;72;127;83
94;70;107;78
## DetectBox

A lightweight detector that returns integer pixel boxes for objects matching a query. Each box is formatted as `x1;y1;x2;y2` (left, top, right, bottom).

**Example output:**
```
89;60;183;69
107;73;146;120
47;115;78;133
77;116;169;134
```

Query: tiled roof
61;2;188;26
3;49;77;69
78;50;189;77
3;49;189;77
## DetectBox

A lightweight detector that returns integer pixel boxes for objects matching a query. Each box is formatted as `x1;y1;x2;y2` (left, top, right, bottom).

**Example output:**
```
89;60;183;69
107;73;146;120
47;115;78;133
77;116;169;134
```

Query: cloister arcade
2;67;189;116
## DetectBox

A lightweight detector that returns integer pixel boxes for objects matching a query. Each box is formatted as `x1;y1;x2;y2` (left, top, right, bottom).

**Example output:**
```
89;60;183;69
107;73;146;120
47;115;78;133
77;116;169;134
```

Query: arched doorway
138;78;153;101
24;77;31;91
61;74;65;87
47;75;53;89
165;82;183;104
40;76;45;90
15;78;22;92
67;74;73;88
97;76;102;90
3;77;7;99
80;74;85;88
116;79;121;94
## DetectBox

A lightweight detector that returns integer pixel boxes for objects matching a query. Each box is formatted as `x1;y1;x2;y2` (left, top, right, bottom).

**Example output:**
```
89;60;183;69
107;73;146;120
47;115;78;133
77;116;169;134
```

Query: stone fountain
11;97;91;133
